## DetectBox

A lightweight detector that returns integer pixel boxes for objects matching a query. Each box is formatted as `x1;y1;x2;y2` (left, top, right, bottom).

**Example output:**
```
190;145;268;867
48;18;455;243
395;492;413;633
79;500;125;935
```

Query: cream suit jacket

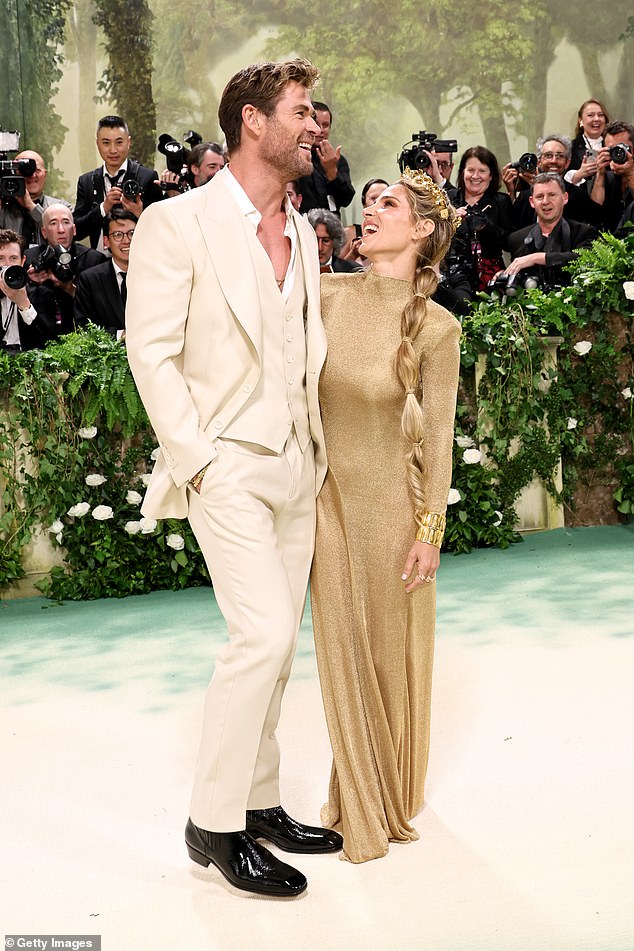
125;169;327;519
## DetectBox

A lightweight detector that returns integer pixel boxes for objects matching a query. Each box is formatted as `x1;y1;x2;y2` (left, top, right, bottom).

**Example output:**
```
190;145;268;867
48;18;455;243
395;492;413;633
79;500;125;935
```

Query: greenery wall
2;2;634;205
1;233;632;600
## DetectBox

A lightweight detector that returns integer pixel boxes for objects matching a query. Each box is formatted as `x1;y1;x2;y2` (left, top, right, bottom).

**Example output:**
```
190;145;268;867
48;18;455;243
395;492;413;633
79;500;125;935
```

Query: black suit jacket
74;260;125;335
24;243;107;335
297;151;355;215
331;256;363;273
508;217;597;286
73;161;162;247
2;283;57;350
510;180;602;231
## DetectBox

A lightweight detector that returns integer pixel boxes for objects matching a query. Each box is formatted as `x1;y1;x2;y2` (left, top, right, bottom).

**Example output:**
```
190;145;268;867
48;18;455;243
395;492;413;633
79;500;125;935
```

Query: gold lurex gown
311;269;461;863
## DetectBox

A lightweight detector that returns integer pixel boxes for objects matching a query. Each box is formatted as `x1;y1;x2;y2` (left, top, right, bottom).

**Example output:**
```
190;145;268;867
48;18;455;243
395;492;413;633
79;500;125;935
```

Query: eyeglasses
109;229;135;241
436;161;453;170
540;152;567;161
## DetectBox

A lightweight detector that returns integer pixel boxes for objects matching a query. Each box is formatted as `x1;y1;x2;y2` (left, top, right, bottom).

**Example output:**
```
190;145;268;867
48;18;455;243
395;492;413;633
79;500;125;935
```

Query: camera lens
122;179;140;199
0;264;27;289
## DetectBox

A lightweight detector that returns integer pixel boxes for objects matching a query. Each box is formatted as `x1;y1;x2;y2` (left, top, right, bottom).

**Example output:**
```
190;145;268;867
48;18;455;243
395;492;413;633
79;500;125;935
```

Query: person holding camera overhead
447;146;513;293
73;115;162;250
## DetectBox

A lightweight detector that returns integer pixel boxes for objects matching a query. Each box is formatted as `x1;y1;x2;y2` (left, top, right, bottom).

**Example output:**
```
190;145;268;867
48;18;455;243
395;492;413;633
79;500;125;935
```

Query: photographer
24;203;105;335
0;228;56;352
588;121;634;233
159;141;226;197
73;115;161;249
503;173;596;289
296;101;355;215
0;149;71;247
74;209;137;339
447;146;513;292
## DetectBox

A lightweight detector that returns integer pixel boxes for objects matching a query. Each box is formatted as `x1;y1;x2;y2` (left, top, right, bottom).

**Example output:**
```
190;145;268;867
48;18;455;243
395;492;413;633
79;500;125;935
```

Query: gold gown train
311;270;461;863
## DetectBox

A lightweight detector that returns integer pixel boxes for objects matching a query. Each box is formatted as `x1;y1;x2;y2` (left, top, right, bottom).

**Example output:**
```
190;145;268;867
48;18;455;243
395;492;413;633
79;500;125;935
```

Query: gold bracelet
189;463;209;491
415;511;446;548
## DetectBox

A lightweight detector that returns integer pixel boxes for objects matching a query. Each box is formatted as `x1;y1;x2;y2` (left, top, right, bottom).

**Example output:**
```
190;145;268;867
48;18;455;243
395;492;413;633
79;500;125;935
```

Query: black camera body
33;244;76;283
0;264;28;290
398;131;458;173
121;179;140;200
509;152;538;175
0;157;37;199
157;131;203;192
608;143;632;166
486;271;540;296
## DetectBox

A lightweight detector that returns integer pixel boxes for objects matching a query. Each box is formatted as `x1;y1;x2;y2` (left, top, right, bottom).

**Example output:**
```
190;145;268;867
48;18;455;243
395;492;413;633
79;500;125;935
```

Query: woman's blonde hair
394;172;458;521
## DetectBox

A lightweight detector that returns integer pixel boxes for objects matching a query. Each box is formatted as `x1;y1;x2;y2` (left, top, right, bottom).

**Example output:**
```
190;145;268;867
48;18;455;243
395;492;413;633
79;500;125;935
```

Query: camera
608;143;632;165
509;152;538;175
0;127;36;200
486;272;539;296
0;264;27;290
32;244;75;283
121;179;140;200
398;131;458;173
157;131;201;192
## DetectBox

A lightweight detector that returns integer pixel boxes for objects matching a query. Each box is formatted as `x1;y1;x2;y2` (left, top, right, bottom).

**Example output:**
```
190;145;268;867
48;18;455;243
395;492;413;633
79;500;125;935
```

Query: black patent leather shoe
246;806;343;854
185;818;307;897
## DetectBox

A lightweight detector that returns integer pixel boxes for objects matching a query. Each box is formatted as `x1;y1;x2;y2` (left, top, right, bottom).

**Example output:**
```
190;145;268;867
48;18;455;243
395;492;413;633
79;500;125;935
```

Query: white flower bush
78;426;98;439
126;490;143;505
573;340;592;356
140;473;152;486
166;533;185;550
67;502;90;518
623;281;634;301
140;516;157;534
567;417;578;430
455;435;475;448
462;448;482;464
447;488;461;505
48;519;64;534
85;473;107;486
92;505;114;520
124;521;142;534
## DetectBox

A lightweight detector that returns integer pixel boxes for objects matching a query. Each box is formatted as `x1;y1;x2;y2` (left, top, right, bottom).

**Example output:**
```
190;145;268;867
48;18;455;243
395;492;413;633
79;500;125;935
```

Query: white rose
567;417;578;430
462;448;482;464
150;447;161;461
126;490;143;505
573;341;592;356
447;488;461;505
78;426;97;439
85;473;107;486
166;533;185;550
67;502;90;518
493;510;503;527
92;505;114;520
48;519;64;534
455;435;475;448
124;521;142;534
140;473;152;487
623;281;634;301
621;387;632;400
140;516;157;534
55;532;63;544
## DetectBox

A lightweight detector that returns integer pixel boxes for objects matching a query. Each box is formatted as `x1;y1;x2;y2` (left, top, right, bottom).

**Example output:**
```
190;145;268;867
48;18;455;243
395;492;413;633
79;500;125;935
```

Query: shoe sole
186;842;307;897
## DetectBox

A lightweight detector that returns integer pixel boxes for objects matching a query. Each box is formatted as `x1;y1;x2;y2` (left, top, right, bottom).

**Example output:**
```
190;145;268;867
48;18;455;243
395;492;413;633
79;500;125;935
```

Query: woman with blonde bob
311;170;462;863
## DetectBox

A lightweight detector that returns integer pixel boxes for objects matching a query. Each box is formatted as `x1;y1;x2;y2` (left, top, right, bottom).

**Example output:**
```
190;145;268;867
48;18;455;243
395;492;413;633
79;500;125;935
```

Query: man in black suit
25;203;105;335
589;121;634;234
307;208;363;273
74;209;137;337
73;115;161;249
296;102;355;216
0;229;56;352
505;173;596;288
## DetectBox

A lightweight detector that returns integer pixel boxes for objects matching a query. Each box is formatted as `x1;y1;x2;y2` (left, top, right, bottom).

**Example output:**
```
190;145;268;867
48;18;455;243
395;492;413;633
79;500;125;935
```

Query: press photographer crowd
1;97;633;353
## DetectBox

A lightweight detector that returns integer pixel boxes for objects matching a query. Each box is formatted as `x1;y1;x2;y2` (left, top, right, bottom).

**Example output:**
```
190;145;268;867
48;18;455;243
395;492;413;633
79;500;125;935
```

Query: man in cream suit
125;59;342;898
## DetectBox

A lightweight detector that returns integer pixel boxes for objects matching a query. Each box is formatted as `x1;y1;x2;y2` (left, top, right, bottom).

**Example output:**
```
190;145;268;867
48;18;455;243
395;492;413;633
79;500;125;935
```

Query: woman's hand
401;541;440;593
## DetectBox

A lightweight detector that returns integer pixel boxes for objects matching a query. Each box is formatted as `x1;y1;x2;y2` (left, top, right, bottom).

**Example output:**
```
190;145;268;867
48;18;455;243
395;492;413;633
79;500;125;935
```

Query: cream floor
1;526;633;951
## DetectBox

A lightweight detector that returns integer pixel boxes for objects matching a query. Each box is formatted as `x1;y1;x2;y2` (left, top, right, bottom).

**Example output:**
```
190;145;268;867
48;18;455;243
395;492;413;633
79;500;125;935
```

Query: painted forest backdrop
2;0;634;217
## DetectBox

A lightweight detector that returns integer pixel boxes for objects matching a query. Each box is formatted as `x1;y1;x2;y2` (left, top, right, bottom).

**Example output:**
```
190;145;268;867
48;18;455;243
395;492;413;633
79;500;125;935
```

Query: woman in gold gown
311;170;462;863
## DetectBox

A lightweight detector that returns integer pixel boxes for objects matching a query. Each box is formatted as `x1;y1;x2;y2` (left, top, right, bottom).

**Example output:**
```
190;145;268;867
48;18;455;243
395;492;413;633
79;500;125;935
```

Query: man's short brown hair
0;229;26;255
218;58;319;153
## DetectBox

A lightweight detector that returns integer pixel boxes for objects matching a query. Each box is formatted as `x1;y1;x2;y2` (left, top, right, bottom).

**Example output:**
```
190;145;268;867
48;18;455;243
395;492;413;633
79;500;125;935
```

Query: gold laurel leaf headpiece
401;167;461;234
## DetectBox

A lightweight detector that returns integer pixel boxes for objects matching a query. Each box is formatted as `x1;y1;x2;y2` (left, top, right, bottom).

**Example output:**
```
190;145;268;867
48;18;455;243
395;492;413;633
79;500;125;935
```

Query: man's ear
241;104;262;137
